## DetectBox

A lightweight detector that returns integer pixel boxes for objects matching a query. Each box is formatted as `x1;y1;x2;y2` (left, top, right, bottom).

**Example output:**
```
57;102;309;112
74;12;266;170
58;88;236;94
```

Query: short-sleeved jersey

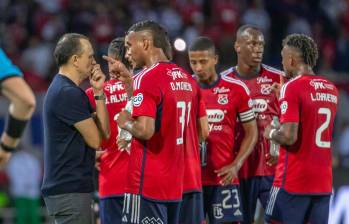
200;75;255;186
0;48;22;81
273;75;338;194
183;81;207;193
223;65;284;178
86;79;128;198
126;62;198;201
42;74;95;196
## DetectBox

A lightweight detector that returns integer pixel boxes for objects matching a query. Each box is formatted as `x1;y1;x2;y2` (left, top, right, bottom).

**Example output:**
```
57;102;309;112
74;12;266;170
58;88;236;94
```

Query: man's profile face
125;31;145;68
281;45;294;79
189;50;218;83
75;39;95;78
235;29;264;68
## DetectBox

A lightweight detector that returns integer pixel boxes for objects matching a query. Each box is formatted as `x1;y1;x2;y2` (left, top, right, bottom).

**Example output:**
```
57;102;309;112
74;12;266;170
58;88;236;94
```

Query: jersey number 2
177;101;191;145
316;107;331;148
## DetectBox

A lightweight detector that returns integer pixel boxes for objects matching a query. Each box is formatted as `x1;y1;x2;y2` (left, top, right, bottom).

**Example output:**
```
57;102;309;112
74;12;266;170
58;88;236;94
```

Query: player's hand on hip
0;149;12;170
215;163;239;186
90;64;106;93
117;110;132;129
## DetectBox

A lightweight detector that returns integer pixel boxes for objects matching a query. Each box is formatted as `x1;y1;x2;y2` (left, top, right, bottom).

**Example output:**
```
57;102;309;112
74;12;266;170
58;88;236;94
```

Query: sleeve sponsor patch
133;93;143;107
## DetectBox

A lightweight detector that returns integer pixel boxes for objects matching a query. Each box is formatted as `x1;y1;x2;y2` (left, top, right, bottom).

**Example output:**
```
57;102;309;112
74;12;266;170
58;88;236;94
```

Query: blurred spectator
336;121;349;168
242;0;271;37
6;148;41;224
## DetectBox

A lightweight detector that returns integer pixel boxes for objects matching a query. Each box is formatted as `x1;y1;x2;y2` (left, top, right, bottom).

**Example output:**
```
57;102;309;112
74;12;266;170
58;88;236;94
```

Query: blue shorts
203;185;244;223
122;193;181;224
0;49;22;83
179;191;205;224
239;176;273;223
99;196;123;224
265;186;330;224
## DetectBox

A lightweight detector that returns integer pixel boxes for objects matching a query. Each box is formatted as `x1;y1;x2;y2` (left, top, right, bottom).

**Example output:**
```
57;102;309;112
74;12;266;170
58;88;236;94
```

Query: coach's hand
90;64;106;93
215;163;240;186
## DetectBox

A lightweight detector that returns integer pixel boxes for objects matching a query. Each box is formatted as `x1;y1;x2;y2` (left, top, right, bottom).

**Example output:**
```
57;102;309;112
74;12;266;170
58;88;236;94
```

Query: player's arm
117;111;155;140
264;122;298;146
198;116;209;141
216;119;257;186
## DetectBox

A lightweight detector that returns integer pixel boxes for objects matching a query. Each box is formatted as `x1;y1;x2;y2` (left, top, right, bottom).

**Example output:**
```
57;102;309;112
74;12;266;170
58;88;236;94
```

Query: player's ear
142;37;150;51
234;41;240;53
71;55;79;68
214;54;219;65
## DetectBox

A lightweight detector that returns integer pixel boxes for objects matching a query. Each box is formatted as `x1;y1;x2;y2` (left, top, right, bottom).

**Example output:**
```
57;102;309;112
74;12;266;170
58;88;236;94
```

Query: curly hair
128;20;172;60
282;34;319;68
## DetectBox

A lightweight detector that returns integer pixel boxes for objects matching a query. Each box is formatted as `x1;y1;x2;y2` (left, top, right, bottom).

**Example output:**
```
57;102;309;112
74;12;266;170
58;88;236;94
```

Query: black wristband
0;142;16;153
94;93;106;100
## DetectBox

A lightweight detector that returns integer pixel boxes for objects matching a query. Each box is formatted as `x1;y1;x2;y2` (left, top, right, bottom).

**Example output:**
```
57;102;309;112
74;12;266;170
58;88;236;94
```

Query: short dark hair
189;36;216;54
108;37;131;69
236;24;262;39
282;34;319;68
128;20;172;60
54;33;89;67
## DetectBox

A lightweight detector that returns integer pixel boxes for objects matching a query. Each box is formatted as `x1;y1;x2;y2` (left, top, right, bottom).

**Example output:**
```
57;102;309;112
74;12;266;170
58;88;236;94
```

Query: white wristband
124;121;134;131
269;129;277;140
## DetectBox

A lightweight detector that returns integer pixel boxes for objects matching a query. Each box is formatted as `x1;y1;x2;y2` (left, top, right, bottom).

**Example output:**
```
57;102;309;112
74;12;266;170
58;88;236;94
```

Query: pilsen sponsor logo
257;76;273;84
213;87;230;94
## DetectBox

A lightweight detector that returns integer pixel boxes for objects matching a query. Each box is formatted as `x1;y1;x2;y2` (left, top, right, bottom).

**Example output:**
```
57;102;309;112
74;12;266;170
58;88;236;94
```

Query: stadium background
0;0;349;223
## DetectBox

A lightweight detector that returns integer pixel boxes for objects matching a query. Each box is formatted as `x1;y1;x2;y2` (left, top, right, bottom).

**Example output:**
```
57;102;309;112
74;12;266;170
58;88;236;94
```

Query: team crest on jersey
218;94;228;105
280;101;288;114
261;84;272;95
213;204;224;219
133;93;143;107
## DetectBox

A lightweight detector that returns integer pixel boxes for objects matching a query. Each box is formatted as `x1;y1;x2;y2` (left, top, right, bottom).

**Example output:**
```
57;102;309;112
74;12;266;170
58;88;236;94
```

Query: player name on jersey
310;93;337;103
170;81;193;91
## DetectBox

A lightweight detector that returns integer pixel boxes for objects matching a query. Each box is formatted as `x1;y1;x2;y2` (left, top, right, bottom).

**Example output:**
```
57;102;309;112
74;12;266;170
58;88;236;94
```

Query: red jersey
200;75;255;186
86;79;129;198
183;82;207;193
273;75;338;194
223;65;284;178
126;62;199;201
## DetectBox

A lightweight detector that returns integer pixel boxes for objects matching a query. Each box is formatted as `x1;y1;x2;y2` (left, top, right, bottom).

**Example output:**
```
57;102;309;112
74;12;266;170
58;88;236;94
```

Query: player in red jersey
222;25;284;223
104;20;200;224
189;36;258;223
264;34;338;224
86;37;131;224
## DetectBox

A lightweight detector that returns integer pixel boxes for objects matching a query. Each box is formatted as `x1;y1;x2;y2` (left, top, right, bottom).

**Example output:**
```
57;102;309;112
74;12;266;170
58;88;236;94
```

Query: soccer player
222;25;284;223
85;37;131;224
42;33;109;224
189;36;258;223
264;34;338;224
179;70;209;224
104;20;200;224
0;48;36;168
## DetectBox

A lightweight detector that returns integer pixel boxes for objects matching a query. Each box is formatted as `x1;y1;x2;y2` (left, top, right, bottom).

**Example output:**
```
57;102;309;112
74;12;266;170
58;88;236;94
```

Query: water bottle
200;141;208;167
269;116;280;157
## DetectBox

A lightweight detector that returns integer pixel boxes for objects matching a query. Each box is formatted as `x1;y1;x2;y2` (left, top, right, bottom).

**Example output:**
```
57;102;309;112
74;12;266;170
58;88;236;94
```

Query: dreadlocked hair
282;34;319;68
